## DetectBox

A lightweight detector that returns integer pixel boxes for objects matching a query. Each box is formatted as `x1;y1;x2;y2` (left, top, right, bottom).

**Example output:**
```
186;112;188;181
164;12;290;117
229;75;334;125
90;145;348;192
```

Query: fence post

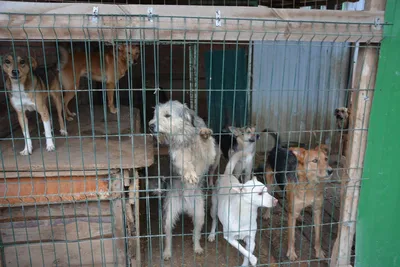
356;1;400;267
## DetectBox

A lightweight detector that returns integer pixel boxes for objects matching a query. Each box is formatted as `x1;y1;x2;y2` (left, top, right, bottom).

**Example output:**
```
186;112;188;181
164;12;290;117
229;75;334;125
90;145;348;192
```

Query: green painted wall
356;1;400;266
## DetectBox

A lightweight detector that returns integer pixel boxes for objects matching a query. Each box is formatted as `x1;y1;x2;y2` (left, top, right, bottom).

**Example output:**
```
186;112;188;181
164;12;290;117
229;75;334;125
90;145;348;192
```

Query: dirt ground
139;154;344;267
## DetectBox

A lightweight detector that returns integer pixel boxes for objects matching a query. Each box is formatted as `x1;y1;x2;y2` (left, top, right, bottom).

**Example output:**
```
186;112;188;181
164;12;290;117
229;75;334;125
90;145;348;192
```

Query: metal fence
0;3;384;267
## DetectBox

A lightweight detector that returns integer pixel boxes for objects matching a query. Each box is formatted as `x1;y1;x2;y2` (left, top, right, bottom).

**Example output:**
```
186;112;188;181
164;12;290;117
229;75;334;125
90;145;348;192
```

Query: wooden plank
3;239;126;267
0;2;384;42
0;201;112;222
3;170;117;179
0;106;153;173
0;216;112;244
0;175;111;206
330;0;384;265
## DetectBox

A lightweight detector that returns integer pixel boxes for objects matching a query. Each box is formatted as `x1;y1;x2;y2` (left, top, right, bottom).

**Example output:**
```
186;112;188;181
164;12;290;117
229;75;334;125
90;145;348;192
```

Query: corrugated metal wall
252;41;351;152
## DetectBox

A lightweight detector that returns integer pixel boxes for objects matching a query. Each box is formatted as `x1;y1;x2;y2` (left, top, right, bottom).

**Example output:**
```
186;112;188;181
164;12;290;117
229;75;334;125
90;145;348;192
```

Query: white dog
208;151;278;266
149;100;217;260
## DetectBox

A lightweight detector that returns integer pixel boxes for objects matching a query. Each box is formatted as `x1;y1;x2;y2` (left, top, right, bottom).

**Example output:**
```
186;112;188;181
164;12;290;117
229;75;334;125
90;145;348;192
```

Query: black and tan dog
2;53;68;155
59;44;140;120
264;140;333;261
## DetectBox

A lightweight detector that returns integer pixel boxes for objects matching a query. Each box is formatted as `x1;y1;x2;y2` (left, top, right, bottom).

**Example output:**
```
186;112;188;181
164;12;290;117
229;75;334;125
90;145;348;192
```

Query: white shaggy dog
208;151;278;266
149;100;217;260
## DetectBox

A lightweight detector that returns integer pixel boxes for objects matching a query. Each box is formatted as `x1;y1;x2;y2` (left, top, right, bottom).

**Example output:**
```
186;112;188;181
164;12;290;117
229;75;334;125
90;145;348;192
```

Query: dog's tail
58;46;69;70
224;151;251;176
262;128;281;148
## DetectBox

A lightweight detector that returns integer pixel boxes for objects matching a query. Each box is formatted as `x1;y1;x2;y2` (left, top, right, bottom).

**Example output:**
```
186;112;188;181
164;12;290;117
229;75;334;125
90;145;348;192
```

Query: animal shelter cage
0;0;397;267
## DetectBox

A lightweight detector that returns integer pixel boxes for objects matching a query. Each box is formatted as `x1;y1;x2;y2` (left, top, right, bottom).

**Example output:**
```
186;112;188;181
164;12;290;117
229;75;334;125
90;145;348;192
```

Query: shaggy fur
148;100;217;260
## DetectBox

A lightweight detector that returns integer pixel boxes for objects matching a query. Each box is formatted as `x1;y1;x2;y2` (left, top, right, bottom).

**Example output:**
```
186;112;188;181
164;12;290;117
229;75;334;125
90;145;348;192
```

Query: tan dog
60;44;140;120
265;145;333;261
2;54;67;155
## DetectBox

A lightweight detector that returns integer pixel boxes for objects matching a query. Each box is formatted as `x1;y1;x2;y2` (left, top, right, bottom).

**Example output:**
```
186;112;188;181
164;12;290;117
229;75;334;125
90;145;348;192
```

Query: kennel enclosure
0;0;397;266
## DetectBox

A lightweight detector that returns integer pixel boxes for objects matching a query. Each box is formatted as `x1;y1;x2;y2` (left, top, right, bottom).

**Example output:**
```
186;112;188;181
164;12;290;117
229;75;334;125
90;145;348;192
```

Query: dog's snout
149;123;156;132
327;168;333;176
334;108;339;114
11;70;19;77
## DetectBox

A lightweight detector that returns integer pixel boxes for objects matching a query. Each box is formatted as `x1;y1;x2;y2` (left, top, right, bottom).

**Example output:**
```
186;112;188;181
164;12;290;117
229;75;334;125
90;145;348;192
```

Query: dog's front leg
226;238;257;266
313;200;325;259
106;82;117;114
242;235;256;266
38;107;55;152
17;112;32;155
287;202;300;261
173;150;198;184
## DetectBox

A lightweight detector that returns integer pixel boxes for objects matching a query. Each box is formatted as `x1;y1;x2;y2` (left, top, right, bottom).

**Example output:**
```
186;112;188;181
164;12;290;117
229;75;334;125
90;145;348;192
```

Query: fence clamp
92;6;99;23
373;17;382;30
147;7;154;22
216;10;222;27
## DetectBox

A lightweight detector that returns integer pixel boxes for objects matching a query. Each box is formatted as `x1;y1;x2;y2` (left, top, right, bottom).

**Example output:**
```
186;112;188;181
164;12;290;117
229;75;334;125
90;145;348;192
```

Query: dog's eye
5;59;10;64
165;114;171;118
20;59;25;65
312;159;318;163
325;157;328;161
258;191;263;196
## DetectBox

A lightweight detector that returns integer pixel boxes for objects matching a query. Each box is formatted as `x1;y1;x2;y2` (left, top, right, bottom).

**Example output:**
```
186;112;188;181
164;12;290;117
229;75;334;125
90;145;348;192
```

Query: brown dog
60;44;140;120
2;53;67;155
265;145;333;261
335;107;350;156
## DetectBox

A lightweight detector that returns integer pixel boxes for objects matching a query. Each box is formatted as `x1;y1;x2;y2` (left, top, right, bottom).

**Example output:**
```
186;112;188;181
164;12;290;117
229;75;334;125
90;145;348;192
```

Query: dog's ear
231;184;244;194
291;148;306;163
228;126;241;136
29;57;37;71
181;104;195;127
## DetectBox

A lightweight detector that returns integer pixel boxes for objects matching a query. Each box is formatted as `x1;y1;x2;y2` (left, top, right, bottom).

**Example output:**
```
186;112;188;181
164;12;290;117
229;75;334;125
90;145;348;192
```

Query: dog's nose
327;169;333;176
149;123;155;132
273;198;278;206
11;70;19;77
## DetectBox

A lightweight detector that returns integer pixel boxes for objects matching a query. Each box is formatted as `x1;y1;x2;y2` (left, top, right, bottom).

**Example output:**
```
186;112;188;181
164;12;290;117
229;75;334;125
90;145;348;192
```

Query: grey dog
149;100;218;260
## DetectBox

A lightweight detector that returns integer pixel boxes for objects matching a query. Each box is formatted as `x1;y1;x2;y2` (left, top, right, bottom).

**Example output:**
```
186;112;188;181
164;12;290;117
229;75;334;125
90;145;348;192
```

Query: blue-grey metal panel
252;41;351;152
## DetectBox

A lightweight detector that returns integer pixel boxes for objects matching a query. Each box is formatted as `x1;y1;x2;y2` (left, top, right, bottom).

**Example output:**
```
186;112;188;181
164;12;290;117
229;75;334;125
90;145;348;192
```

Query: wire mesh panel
0;4;384;267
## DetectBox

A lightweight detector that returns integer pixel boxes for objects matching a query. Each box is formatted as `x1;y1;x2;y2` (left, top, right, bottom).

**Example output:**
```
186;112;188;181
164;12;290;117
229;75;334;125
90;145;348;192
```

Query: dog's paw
263;209;272;220
20;146;32;156
163;250;172;260
46;143;55;152
66;116;74;121
208;234;215;242
183;170;199;184
109;107;118;114
194;246;204;255
60;129;68;136
287;248;298;261
199;128;213;140
249;255;258;266
315;248;326;259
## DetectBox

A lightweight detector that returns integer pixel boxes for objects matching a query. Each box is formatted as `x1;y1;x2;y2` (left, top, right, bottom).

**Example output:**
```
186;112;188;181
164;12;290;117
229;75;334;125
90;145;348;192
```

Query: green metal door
205;49;248;132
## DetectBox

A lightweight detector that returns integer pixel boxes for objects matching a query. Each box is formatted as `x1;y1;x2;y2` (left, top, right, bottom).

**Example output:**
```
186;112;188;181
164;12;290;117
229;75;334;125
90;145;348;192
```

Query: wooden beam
0;2;384;42
330;1;385;266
